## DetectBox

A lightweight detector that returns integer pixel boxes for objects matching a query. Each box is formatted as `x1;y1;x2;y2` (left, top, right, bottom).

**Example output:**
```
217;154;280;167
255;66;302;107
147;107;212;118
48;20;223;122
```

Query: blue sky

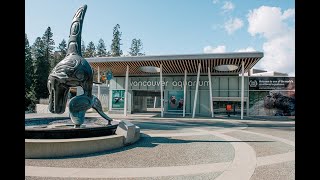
25;0;295;75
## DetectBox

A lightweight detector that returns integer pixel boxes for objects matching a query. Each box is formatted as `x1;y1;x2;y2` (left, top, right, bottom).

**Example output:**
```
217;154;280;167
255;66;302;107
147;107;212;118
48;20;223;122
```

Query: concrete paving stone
224;131;294;157
244;127;295;142
25;171;222;180
250;161;295;180
25;115;295;180
140;128;198;134
25;135;234;168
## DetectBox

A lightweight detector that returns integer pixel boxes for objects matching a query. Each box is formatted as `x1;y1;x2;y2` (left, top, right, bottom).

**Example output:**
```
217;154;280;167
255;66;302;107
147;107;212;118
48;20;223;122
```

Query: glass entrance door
132;91;161;113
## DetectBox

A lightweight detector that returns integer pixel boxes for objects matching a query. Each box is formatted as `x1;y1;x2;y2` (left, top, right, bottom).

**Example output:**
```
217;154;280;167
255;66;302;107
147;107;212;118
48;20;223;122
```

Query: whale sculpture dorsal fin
66;5;87;56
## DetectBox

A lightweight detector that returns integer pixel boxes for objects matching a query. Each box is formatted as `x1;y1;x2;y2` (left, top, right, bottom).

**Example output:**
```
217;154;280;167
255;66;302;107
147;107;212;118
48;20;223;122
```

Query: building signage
249;77;295;90
168;91;184;111
130;80;209;87
106;70;113;80
112;90;125;108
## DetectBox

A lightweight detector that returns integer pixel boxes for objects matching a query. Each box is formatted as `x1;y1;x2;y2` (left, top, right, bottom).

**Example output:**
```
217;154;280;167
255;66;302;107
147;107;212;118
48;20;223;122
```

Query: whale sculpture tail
67;5;87;56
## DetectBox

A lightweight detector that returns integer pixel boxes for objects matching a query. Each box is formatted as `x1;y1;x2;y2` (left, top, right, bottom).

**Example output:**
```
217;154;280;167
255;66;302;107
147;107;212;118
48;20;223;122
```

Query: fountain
25;5;140;158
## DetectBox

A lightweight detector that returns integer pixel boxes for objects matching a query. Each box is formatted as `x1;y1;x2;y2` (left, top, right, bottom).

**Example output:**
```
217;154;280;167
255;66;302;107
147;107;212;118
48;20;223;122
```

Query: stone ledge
25;120;140;159
115;120;141;145
25;135;124;158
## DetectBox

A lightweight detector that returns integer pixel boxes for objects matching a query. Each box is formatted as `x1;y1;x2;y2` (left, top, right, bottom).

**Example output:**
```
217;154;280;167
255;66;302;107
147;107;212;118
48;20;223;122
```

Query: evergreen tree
110;24;123;57
41;27;55;70
25;34;33;92
129;38;145;56
25;34;36;111
52;39;67;68
96;39;107;57
32;37;50;99
84;41;96;58
58;39;67;57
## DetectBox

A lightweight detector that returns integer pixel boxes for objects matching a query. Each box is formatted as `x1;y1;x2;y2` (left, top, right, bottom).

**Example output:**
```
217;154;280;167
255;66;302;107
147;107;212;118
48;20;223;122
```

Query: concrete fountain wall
25;120;140;158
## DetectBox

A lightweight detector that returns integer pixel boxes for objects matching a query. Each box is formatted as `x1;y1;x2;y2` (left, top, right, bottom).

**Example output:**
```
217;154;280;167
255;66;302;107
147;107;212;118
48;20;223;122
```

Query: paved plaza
25;113;295;179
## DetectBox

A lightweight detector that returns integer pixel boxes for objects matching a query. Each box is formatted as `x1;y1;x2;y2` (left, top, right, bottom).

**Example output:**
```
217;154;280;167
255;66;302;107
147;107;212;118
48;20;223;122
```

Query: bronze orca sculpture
47;5;112;127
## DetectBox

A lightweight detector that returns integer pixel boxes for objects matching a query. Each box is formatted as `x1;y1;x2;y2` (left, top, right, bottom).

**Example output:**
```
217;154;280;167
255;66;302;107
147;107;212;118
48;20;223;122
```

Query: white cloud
236;47;256;52
222;1;235;12
212;0;219;4
204;45;226;53
247;6;295;75
224;17;243;34
282;8;295;20
247;6;286;38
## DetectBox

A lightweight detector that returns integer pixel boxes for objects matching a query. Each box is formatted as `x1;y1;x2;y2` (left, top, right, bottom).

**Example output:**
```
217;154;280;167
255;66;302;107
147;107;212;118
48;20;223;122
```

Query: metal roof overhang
87;52;263;76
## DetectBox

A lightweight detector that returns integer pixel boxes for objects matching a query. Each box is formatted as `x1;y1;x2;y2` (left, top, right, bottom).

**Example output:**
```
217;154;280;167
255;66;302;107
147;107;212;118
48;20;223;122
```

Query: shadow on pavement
127;120;295;132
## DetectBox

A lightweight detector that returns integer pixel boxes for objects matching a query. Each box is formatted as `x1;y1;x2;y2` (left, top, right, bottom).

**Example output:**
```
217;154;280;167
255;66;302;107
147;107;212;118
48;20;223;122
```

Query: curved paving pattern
25;117;295;179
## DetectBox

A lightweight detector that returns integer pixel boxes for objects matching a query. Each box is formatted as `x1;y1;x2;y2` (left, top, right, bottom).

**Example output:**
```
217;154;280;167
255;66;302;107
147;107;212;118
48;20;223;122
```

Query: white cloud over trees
247;6;295;76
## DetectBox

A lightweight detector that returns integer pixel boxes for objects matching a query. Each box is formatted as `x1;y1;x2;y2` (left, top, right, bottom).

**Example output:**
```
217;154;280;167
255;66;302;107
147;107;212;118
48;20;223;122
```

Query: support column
97;85;101;99
208;67;214;118
183;69;187;117
97;66;100;82
247;97;249;116
154;96;157;108
192;63;201;118
160;64;164;117
97;66;101;99
124;65;129;116
241;61;244;120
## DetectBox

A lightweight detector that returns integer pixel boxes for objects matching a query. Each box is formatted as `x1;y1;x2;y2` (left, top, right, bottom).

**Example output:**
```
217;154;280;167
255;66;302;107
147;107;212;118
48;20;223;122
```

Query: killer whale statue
47;5;112;127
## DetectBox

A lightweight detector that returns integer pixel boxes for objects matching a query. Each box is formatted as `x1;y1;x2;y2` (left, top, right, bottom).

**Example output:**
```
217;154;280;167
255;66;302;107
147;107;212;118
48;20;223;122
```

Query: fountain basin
25;117;140;158
25;117;118;139
25;134;125;158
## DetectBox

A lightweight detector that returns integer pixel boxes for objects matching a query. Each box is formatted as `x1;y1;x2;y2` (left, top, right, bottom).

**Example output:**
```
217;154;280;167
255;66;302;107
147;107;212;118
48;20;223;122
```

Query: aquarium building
81;52;295;119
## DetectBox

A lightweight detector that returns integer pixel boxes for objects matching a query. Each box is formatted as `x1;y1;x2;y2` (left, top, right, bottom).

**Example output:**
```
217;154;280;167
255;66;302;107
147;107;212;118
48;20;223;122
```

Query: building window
146;97;154;108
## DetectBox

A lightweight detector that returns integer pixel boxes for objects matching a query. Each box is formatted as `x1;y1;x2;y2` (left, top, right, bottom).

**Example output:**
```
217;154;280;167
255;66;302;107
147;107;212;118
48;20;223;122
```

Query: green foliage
51;39;67;69
25;34;33;90
84;41;96;58
42;27;55;70
25;86;37;112
32;37;50;99
96;39;107;57
25;33;37;111
129;38;145;56
106;51;111;57
58;39;67;57
110;24;123;57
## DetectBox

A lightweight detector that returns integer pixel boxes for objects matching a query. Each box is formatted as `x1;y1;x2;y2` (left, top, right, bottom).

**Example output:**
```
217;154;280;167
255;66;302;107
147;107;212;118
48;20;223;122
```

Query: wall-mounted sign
248;77;295;116
249;77;295;90
168;91;184;111
112;90;124;108
106;70;113;80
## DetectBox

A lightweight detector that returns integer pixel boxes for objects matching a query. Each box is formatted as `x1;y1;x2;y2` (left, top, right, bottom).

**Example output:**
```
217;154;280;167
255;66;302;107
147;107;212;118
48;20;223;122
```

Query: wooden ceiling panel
88;57;261;76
